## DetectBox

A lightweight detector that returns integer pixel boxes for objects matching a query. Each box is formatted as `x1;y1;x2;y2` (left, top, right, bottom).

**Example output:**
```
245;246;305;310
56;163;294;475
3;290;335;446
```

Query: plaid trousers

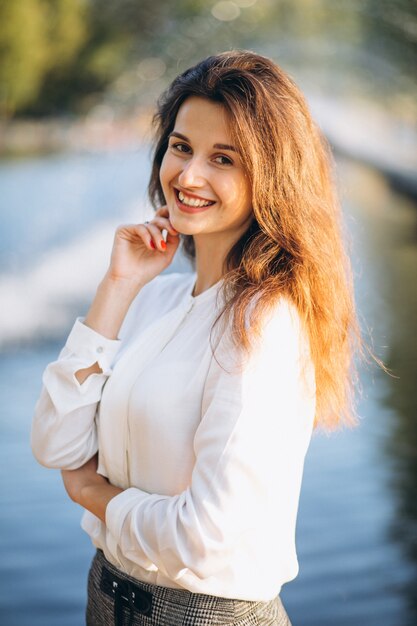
86;549;292;626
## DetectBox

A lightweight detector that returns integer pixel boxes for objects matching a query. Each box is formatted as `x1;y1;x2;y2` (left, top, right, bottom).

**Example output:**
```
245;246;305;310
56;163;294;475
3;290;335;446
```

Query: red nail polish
161;241;166;250
150;240;155;249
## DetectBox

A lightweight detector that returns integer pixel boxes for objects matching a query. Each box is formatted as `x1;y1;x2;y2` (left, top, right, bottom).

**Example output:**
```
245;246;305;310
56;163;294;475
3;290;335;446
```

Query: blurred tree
361;0;417;81
1;0;416;119
0;0;88;118
23;0;174;116
45;0;87;68
0;0;49;117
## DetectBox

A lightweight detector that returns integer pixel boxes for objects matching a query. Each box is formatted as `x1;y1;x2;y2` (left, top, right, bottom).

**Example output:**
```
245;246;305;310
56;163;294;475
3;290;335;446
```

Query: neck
191;218;252;296
192;241;225;297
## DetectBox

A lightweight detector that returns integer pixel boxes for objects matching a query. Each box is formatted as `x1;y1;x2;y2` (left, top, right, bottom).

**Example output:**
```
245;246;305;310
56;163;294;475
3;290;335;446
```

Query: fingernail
161;240;167;250
150;240;156;249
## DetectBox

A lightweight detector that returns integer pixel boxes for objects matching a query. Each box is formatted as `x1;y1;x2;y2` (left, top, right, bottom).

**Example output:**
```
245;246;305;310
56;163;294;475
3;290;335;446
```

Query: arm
31;208;180;470
30;278;135;469
94;299;316;582
61;452;124;516
74;275;142;384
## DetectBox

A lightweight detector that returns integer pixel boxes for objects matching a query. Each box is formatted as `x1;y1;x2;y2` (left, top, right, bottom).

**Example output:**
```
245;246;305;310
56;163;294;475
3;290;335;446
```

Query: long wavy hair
148;49;378;429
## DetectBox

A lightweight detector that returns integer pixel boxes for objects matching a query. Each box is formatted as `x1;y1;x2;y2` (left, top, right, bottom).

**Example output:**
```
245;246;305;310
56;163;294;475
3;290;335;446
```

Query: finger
154;205;177;230
165;227;181;242
146;223;167;251
133;224;157;250
149;216;179;236
165;231;181;250
154;205;169;217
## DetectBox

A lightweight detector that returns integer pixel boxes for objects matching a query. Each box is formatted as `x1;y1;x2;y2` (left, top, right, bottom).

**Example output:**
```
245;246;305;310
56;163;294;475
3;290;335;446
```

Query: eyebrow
168;131;237;153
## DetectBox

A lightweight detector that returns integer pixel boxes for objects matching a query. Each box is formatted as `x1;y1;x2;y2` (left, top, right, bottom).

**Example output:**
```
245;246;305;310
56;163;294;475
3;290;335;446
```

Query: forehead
174;96;232;139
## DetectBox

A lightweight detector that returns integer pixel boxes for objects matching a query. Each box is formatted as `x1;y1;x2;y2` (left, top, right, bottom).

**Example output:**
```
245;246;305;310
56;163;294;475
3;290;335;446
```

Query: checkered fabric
86;549;292;625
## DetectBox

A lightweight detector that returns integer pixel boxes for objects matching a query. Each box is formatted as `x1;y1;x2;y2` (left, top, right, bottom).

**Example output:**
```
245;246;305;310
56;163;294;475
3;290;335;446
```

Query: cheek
219;179;240;205
159;152;174;190
237;178;253;213
223;179;252;213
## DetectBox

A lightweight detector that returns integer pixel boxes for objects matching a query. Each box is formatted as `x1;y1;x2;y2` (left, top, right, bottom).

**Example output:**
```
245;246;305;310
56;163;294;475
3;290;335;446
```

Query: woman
31;50;364;625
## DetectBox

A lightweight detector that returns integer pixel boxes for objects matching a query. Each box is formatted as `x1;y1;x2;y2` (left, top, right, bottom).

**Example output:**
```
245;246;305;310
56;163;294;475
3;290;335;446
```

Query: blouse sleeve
30;318;122;469
30;275;163;470
105;298;316;584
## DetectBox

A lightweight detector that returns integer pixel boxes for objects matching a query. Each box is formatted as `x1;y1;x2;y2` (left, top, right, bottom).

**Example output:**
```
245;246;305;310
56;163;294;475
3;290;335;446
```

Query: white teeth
178;190;213;207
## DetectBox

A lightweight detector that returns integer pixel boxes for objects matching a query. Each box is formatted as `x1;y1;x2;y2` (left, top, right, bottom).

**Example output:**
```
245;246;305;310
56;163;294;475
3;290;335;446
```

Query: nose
177;157;206;189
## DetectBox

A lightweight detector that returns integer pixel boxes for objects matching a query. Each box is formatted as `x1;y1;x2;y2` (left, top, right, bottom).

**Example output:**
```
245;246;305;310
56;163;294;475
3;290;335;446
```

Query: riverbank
309;96;417;202
0;107;154;158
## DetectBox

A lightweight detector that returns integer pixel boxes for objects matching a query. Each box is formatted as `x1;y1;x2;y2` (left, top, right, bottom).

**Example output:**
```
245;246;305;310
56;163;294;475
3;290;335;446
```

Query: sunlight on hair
148;49;386;429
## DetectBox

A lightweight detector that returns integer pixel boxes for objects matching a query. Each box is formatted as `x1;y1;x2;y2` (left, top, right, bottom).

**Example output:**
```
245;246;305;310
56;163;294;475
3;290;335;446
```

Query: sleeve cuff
66;317;122;375
105;487;148;540
105;487;158;572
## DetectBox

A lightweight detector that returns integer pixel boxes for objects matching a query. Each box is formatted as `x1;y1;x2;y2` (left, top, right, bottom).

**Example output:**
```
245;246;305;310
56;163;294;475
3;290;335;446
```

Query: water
0;149;416;625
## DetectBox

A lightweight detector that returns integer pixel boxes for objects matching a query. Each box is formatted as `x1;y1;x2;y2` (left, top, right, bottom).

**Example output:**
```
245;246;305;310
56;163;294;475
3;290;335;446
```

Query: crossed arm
61;452;123;523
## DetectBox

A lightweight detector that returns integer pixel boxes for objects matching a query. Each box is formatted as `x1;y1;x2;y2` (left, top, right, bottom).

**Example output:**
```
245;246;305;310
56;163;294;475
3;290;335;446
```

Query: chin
174;224;197;237
169;207;197;235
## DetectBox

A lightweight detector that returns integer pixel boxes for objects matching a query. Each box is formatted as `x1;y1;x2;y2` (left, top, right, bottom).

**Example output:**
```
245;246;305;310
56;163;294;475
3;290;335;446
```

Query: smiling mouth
174;188;216;208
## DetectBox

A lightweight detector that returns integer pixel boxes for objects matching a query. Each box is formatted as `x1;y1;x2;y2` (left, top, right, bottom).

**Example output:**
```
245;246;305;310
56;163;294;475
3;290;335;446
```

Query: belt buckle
100;566;153;617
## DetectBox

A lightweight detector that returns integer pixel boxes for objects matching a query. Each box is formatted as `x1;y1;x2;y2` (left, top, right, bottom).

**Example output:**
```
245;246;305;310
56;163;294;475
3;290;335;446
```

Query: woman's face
159;96;253;239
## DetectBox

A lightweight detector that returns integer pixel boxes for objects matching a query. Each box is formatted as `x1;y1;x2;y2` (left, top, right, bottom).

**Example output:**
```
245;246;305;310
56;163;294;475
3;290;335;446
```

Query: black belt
100;565;153;626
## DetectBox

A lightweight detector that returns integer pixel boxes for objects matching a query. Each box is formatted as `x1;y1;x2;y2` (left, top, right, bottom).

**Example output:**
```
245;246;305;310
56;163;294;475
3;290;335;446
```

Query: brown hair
148;49;380;430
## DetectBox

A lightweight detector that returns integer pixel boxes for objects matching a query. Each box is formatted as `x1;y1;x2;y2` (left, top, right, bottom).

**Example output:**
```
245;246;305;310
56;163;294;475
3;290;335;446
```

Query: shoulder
239;293;305;353
246;296;307;367
214;294;308;372
245;296;316;408
261;296;303;343
205;294;315;411
258;296;315;397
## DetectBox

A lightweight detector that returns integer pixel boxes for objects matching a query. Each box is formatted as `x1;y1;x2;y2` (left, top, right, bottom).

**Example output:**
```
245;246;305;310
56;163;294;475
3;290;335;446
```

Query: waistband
90;548;276;626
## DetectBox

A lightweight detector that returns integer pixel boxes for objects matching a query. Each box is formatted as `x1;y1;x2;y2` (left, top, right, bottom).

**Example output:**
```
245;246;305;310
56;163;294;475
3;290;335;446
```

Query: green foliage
0;0;49;116
0;0;88;117
0;0;416;118
44;0;87;68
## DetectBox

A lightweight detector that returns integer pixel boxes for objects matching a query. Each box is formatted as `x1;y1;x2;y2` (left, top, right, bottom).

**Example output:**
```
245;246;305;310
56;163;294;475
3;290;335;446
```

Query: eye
214;155;233;166
171;142;191;154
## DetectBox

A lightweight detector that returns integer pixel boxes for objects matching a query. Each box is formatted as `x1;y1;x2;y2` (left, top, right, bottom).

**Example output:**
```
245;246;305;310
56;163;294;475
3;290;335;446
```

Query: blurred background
0;1;416;624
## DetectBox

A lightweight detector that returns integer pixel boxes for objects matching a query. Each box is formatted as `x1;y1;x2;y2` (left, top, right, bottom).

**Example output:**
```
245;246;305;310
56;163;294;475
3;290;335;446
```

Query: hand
61;453;108;505
107;206;181;288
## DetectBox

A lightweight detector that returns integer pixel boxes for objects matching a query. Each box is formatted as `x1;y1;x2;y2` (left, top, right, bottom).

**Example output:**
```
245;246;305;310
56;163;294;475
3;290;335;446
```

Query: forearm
79;482;124;523
75;274;144;384
84;273;144;339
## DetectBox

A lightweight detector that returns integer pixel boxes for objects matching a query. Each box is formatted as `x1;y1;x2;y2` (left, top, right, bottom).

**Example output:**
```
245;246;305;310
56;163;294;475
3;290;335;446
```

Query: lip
174;187;215;203
173;188;216;214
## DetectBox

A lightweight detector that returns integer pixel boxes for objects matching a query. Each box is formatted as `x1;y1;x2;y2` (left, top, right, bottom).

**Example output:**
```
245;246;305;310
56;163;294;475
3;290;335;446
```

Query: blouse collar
184;272;225;313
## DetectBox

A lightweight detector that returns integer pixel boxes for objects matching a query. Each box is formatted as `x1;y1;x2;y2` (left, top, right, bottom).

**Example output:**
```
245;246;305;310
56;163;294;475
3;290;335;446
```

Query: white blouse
31;271;316;602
